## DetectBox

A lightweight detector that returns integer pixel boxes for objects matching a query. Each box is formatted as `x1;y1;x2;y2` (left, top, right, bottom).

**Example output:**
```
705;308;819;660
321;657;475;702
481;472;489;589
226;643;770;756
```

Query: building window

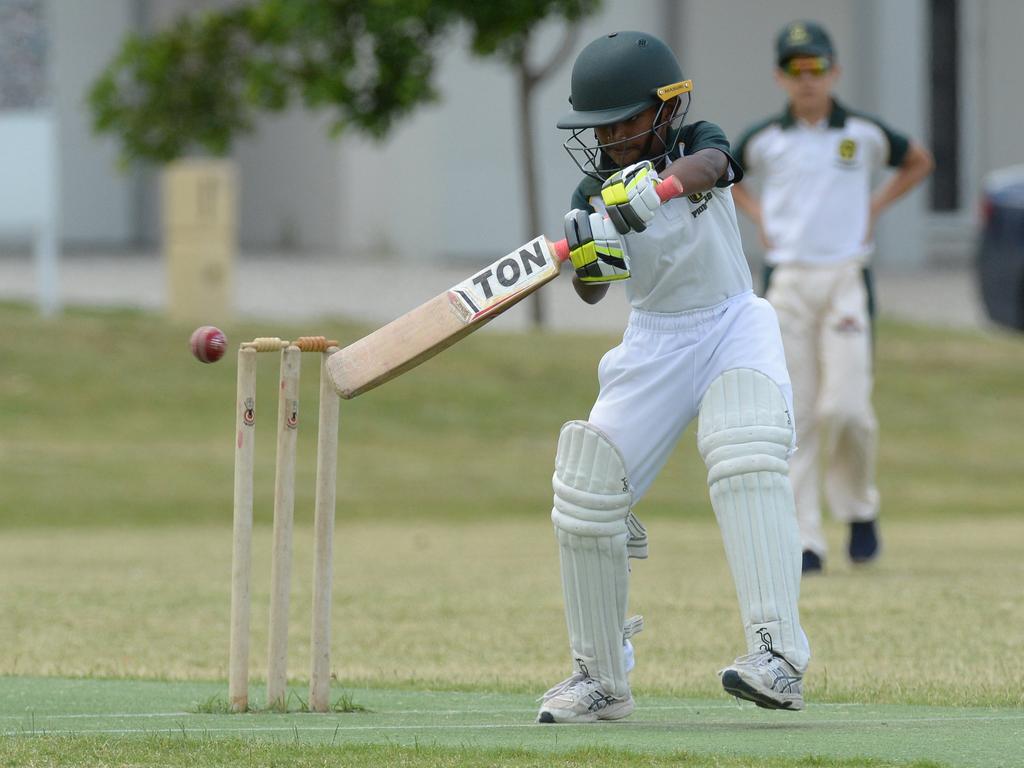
929;0;959;211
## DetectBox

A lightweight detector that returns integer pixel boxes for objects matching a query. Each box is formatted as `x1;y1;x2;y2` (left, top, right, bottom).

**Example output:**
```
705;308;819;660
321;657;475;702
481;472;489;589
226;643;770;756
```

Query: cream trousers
766;261;880;557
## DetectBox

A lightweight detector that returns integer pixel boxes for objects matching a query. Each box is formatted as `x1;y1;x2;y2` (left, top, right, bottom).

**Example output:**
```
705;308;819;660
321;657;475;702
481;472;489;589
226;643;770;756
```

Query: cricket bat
327;176;684;399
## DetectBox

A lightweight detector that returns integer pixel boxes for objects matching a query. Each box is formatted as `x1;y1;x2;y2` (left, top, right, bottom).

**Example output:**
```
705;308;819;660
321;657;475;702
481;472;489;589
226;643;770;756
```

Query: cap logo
787;23;811;44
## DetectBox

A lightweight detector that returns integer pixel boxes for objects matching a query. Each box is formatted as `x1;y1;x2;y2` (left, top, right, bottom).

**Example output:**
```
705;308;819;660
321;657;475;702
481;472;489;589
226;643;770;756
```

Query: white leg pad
697;369;810;673
551;420;633;697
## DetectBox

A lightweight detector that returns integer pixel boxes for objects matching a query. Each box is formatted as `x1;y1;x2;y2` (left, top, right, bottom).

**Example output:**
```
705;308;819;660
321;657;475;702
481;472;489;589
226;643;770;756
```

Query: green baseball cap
776;20;834;66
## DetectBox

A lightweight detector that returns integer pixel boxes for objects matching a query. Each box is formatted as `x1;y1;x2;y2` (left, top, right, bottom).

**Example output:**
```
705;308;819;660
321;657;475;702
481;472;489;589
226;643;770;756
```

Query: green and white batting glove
600;160;662;234
564;209;630;284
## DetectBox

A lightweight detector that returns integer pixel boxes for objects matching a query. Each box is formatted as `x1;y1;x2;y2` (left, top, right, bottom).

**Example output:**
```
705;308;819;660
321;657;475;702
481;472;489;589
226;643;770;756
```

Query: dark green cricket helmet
558;31;693;180
558;31;688;128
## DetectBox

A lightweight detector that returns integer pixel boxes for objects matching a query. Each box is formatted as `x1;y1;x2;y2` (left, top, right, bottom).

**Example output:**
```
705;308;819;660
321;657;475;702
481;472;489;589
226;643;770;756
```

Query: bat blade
328;236;562;399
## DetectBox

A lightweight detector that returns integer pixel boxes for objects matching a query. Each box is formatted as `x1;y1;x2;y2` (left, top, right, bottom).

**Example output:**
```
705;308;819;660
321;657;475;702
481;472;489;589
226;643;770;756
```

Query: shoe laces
732;651;775;668
541;616;644;702
728;651;800;686
539;673;588;702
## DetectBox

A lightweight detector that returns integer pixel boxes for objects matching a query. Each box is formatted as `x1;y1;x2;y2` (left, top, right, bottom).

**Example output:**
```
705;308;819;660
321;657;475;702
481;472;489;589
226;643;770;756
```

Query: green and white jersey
571;121;751;313
735;99;910;266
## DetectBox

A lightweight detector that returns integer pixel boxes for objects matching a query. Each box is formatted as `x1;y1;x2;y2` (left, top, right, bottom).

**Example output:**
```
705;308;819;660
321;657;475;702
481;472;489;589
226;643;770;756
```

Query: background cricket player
537;31;810;723
732;21;935;574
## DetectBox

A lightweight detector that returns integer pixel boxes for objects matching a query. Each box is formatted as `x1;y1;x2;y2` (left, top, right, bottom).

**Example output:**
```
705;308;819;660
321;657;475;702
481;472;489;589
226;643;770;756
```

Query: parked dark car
977;165;1024;330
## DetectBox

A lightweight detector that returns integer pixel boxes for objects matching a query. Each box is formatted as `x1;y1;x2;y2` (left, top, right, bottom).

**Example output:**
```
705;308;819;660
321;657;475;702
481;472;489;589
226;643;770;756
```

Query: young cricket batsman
538;31;810;723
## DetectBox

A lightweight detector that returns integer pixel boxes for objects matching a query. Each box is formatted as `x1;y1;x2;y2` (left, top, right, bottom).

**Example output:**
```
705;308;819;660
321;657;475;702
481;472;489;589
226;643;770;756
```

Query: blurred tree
89;0;599;325
88;1;453;165
455;1;594;327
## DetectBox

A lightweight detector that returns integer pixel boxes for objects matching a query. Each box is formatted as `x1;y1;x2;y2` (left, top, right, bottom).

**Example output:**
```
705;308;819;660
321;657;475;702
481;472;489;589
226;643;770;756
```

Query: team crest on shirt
836;138;858;167
688;191;714;218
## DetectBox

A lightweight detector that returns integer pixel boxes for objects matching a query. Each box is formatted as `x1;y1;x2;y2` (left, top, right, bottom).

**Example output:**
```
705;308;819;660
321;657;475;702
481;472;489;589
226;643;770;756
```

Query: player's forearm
871;142;935;216
664;148;729;196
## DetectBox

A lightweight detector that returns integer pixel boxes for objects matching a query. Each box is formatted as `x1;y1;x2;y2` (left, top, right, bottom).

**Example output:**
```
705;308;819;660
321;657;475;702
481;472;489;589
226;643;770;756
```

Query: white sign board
0;110;60;314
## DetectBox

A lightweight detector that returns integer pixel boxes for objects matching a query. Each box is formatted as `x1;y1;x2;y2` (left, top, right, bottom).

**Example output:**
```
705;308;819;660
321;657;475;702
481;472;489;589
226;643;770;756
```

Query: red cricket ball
190;325;227;363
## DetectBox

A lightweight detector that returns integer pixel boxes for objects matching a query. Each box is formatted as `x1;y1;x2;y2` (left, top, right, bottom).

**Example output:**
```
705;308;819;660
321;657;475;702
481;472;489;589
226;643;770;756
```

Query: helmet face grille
562;93;691;182
559;32;689;180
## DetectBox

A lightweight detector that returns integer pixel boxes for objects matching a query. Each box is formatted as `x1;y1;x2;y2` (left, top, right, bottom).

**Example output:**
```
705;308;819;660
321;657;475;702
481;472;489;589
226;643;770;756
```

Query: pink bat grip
551;175;685;262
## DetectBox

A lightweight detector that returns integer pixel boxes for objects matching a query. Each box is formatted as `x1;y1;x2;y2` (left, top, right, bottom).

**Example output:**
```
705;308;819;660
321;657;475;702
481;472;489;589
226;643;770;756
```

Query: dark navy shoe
849;520;880;563
801;550;823;574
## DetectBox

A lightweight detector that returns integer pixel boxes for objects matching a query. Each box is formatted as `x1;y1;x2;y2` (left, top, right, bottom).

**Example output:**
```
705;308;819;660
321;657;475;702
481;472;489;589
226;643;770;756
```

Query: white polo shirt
736;100;909;266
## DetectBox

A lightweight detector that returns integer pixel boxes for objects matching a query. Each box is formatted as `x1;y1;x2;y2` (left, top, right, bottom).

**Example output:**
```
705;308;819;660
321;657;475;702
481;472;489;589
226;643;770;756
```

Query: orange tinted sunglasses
782;57;832;77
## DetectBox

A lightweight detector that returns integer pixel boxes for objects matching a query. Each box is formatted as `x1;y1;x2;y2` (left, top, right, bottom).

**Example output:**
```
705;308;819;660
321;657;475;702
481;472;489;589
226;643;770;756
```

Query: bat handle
551;175;685;262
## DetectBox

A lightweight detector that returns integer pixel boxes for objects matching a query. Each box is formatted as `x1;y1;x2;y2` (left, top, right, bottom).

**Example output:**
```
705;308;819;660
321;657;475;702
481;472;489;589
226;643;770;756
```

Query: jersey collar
780;98;848;129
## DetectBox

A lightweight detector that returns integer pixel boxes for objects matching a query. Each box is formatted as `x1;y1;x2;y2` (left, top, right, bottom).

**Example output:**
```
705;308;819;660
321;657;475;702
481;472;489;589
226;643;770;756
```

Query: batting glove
564;209;630;284
600;160;662;234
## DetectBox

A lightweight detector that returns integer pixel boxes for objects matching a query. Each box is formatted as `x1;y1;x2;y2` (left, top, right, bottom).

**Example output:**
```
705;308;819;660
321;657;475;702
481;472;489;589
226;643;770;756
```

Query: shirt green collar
780;98;847;129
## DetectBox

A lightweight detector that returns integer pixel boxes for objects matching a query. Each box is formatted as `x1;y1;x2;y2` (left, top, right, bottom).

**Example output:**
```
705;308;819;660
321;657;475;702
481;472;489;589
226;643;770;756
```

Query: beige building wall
46;0;1022;265
50;0;136;245
339;1;667;264
970;0;1024;179
675;1;870;270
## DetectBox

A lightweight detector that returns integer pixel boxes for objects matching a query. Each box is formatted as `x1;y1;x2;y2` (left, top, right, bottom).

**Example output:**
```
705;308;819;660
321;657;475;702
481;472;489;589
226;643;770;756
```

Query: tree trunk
516;49;546;328
513;24;579;330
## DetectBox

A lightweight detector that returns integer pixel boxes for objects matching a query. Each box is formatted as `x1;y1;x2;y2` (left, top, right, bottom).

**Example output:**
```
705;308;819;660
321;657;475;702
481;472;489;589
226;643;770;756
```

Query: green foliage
245;0;452;139
88;8;263;166
331;692;370;713
453;0;594;60
186;687;366;714
189;693;234;714
88;0;600;165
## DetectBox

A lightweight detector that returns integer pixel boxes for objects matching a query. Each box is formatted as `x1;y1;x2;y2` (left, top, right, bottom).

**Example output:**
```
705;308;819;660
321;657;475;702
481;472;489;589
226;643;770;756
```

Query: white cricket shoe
537;674;634;723
719;651;804;710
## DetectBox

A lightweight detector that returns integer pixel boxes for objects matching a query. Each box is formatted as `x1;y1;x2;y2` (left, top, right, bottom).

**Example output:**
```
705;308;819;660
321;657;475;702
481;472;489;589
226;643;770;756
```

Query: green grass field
1;301;1022;767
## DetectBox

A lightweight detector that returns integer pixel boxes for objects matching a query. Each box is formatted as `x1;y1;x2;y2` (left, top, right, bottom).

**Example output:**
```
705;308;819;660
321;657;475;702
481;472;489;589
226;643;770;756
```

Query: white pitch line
0;701;862;722
4;711;1024;738
0;705;726;722
4;723;542;737
0;712;191;722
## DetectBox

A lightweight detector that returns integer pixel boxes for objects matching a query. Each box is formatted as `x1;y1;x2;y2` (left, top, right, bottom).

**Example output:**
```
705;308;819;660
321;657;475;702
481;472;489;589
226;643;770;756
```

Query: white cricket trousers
766;261;880;558
589;290;794;503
